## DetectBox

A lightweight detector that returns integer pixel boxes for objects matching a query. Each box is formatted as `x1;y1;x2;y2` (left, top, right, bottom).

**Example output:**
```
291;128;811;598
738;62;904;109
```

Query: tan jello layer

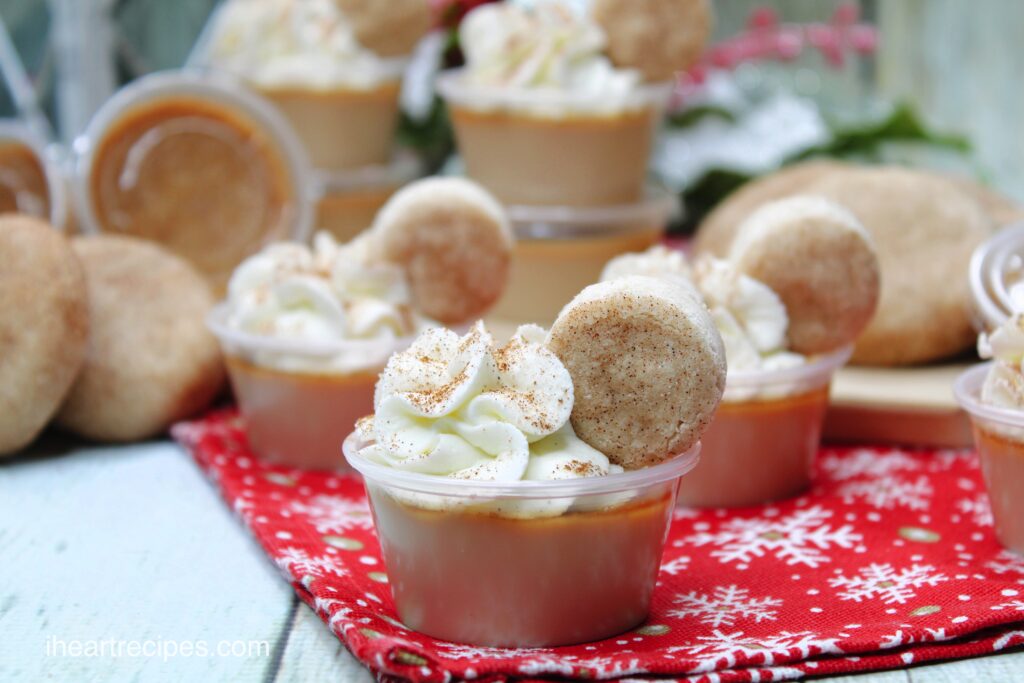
89;96;296;290
226;355;379;471
258;82;401;171
316;185;397;243
0;140;51;220
450;104;656;206
367;486;674;647
491;228;661;325
676;386;830;508
972;426;1024;554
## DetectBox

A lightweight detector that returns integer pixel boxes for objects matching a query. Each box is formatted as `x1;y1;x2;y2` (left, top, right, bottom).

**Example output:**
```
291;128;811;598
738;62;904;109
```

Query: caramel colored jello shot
314;157;420;243
603;197;880;507
345;276;726;646
203;0;429;171
210;177;512;470
437;2;678;207
75;70;312;291
0;122;66;229
956;284;1024;555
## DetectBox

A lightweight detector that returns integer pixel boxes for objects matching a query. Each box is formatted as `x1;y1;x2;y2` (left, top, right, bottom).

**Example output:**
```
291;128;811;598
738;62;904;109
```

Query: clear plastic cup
969;224;1024;332
343;432;700;647
0;120;67;230
313;156;421;242
73;70;313;292
954;363;1024;555
437;69;671;206
255;70;406;172
207;304;411;471
490;188;676;325
676;346;853;508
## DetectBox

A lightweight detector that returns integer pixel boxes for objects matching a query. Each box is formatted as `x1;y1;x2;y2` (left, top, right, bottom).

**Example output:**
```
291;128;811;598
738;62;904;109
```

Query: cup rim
954;362;1024;428
506;185;678;239
726;344;853;389
72;69;315;245
435;68;672;113
314;154;422;193
343;430;700;498
0;119;68;231
969;223;1024;332
206;301;415;360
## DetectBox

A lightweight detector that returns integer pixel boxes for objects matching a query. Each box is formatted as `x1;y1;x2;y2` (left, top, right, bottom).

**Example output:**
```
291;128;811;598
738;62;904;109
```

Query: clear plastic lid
73;70;313;278
436;69;672;116
954;362;1024;429
0;120;68;230
343;430;700;499
506;185;678;240
969;224;1024;332
314;154;421;197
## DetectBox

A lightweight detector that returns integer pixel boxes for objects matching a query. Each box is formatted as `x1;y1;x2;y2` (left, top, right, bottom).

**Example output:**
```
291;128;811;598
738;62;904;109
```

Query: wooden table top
1;436;1022;682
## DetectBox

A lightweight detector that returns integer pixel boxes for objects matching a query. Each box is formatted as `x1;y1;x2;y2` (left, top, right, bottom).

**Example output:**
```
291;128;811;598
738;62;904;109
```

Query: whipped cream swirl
601;245;693;286
224;232;430;372
355;322;623;516
205;0;403;90
454;1;645;114
979;283;1024;410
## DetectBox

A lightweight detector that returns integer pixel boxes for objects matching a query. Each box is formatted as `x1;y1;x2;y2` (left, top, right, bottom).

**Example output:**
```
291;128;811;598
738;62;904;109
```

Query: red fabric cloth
173;409;1024;682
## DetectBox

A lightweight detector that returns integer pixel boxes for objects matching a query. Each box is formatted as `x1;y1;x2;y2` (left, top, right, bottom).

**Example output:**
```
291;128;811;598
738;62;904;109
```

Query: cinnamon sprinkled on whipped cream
355;322;623;516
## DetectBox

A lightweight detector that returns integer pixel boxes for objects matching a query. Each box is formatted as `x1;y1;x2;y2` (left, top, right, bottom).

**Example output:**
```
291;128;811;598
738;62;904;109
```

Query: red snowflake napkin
173;409;1024;682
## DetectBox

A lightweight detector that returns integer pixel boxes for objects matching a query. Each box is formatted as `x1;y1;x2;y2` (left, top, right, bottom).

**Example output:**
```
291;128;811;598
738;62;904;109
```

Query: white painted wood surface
1;438;1021;682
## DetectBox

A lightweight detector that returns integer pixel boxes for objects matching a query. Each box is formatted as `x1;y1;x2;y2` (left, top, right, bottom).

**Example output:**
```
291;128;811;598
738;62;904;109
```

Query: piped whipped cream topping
206;0;402;90
456;1;644;114
978;283;1024;410
224;232;431;372
601;247;805;375
355;322;623;517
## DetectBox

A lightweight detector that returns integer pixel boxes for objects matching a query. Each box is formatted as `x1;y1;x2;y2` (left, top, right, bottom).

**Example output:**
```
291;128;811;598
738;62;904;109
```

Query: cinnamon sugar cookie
805;166;992;365
57;236;225;441
730;195;880;354
0;216;88;455
695;159;848;257
547;275;726;469
369;177;513;325
336;0;431;57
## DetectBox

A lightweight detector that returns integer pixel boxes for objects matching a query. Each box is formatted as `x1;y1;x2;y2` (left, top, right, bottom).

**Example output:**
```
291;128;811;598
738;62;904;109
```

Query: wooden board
826;363;975;448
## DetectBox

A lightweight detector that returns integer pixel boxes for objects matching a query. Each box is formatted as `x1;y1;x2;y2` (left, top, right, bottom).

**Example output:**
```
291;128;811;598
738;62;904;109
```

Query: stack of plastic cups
436;70;676;325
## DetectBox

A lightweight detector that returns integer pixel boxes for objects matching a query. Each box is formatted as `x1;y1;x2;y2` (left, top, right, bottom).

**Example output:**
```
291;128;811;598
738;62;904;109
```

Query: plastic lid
73;70;313;279
506;185;678;240
0;120;67;230
314;154;421;196
969;224;1024;332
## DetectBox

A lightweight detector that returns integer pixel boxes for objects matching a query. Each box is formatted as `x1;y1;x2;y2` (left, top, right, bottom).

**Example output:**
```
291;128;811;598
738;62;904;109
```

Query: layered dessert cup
73;70;312;291
676;346;851;508
0;120;67;229
344;432;697;646
314;157;420;243
196;0;424;172
438;70;669;207
955;363;1024;555
209;304;411;471
490;189;674;324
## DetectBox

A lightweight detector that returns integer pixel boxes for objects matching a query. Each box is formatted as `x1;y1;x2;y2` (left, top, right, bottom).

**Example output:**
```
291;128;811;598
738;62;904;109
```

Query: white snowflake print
820;448;919;482
673;506;701;520
669;585;781;628
313;596;355;635
838;475;932;511
956;494;994;526
288;494;374;533
683;505;861;568
879;627;949;649
518;655;645;679
829;563;948;604
660;555;691;577
986;551;1024;576
275;547;348;580
672;630;842;674
435;643;552;661
994;630;1024;651
992;600;1024;613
